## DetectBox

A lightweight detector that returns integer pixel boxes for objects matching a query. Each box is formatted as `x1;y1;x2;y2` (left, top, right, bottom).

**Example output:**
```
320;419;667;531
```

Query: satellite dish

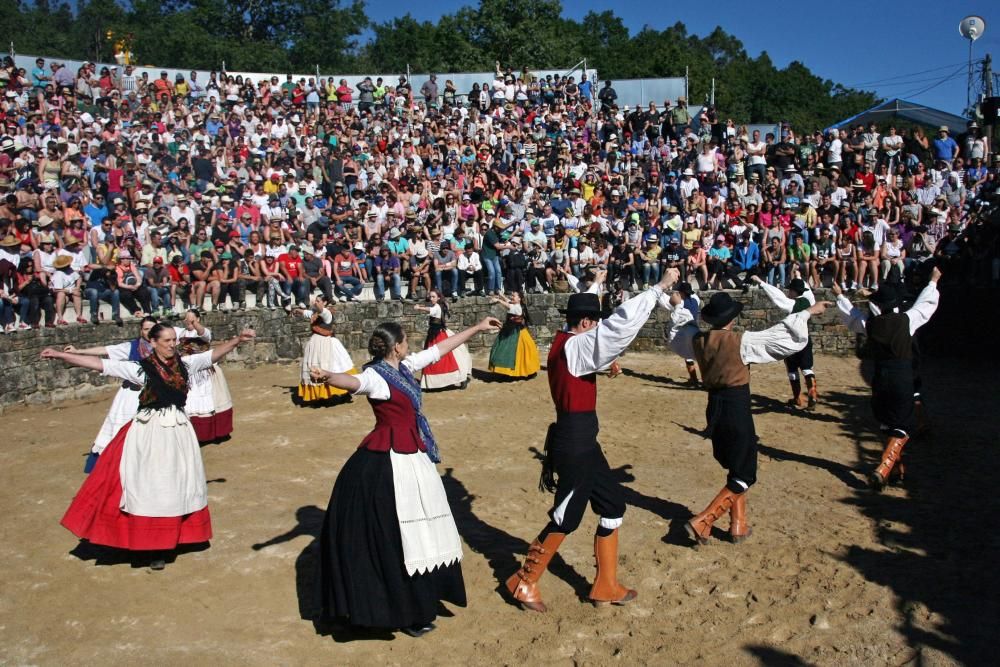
959;15;986;42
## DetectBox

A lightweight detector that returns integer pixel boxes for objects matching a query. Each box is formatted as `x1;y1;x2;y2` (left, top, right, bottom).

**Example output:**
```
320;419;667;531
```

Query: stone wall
0;288;856;412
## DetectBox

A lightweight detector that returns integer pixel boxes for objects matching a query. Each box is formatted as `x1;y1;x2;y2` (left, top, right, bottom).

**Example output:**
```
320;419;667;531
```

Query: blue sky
363;0;998;115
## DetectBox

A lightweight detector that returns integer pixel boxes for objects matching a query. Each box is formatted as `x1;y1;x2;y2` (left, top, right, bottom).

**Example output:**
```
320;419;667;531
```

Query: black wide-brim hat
559;292;604;318
701;292;744;327
869;283;901;310
788;278;807;295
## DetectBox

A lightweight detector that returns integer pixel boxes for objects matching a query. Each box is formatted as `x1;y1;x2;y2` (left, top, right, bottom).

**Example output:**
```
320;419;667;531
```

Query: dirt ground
2;351;997;666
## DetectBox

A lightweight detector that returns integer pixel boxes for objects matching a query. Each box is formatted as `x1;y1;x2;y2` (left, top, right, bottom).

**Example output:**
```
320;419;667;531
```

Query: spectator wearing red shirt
331;246;363;301
236;195;261;225
856;163;876;192
167;254;192;308
277;245;310;306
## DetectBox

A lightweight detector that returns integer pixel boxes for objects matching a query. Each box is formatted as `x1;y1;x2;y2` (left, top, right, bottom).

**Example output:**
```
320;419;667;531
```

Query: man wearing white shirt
679;170;699;199
829;182;848;208
170;196;199;232
832;271;940;490
667;291;829;544
506;269;681;613
456;246;483;296
746;130;767;182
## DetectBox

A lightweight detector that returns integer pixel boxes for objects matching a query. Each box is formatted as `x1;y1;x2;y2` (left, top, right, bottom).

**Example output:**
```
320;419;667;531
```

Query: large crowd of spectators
0;55;997;333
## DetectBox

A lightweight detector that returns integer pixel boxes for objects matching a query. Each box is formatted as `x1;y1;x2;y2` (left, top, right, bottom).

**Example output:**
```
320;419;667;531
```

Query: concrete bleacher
16;281;381;328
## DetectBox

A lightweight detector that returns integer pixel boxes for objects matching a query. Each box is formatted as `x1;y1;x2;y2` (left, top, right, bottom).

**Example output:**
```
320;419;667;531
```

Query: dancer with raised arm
62;316;159;472
176;309;235;443
292;294;357;403
832;268;941;490
487;290;540;380
751;275;819;408
43;327;255;570
309;315;501;637
667;290;829;544
414;289;473;390
505;268;681;614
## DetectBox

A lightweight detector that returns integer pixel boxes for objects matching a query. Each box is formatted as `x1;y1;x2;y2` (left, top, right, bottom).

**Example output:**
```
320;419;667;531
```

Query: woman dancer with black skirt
309;315;500;637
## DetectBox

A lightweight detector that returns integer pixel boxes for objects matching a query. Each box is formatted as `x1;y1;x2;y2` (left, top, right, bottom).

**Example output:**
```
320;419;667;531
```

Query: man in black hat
752;275;818;408
506;268;681;613
832;268;941;490
667;290;830;544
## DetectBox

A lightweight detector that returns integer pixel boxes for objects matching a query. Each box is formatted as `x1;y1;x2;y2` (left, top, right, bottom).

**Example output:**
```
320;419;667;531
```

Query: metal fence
11;50;597;103
602;76;688;109
14;49;780;128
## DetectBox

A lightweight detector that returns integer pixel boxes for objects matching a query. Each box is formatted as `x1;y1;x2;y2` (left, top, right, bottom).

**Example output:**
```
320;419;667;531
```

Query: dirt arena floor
2;351;998;666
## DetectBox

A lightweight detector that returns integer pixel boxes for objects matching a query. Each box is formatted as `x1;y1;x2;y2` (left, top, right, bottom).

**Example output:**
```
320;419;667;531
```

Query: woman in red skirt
176;309;234;444
414;290;473;390
41;325;256;570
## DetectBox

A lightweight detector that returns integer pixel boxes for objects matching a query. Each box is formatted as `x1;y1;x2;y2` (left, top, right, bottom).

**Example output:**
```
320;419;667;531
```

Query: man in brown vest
666;290;830;543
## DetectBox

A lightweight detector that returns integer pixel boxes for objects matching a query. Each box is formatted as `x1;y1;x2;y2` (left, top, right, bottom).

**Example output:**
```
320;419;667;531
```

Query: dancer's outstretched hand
831;282;842;297
309;366;328;383
40;348;62;360
657;267;681;291
478;316;502;332
807;301;832;316
237;329;256;343
930;266;942;283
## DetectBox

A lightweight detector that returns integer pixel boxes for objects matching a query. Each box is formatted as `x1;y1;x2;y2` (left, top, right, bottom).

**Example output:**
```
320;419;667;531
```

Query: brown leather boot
870;435;909;490
588;529;638;607
729;492;751;543
805;375;818;408
686;361;699;385
686;487;738;545
505;532;566;612
787;378;807;409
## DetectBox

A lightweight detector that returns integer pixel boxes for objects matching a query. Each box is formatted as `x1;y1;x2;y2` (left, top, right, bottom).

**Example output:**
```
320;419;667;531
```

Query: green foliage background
3;0;879;129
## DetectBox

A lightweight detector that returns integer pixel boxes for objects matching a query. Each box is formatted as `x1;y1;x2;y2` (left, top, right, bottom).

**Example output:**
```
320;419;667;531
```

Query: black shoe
401;622;435;638
150;559;166;571
113;317;124;327
90;313;98;325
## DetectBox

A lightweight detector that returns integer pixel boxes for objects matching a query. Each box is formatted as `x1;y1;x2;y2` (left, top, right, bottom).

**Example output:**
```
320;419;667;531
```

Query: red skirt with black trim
189;409;233;443
60;422;213;551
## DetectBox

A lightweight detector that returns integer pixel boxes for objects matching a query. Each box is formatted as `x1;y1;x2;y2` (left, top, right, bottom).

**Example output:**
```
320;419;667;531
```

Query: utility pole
984;53;993;97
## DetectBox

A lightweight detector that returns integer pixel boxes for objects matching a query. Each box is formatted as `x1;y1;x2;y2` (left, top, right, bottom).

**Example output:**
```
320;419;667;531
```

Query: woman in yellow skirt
488;290;540;379
294;295;357;403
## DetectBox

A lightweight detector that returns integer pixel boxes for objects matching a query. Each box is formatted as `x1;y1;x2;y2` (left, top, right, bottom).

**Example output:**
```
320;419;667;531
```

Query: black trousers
546;412;626;534
706;384;757;493
458;270;482;295
871;358;914;435
119;286;151;314
784;337;815;375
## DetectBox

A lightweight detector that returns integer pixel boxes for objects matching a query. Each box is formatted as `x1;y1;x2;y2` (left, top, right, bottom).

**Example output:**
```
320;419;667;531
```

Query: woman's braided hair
368;322;405;361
